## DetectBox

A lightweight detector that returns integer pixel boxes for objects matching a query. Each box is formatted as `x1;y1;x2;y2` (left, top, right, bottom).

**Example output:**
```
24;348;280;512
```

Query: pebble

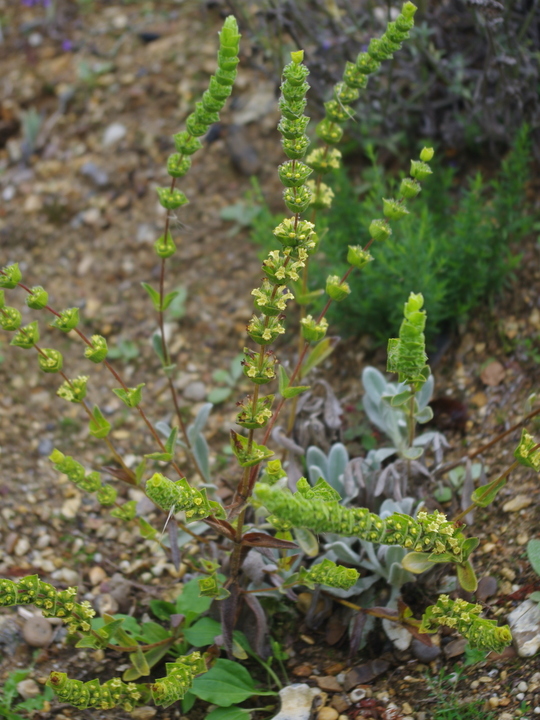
89;566;107;586
23;617;53;647
14;537;30;557
503;495;532;512
38;438;53;456
96;593;119;616
518;681;529;692
317;709;338;720
411;638;441;661
3;185;15;201
489;697;500;708
52;567;80;585
316;676;342;692
382;618;411;651
183;381;207;402
271;684;321;720
516;693;525;701
348;688;366;703
16;679;40;699
61;496;81;519
499;714;514;720
508;600;540;656
80;161;109;188
102;122;127;146
130;708;157;720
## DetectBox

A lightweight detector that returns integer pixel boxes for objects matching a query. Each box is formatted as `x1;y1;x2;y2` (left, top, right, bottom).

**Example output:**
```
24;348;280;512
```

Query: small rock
102;122;127;146
517;533;529;545
517;681;528;692
80;161;109;188
89;566;107;586
102;573;131;611
444;637;468;658
477;575;499;601
499;714;514;720
330;694;350;713
81;207;103;228
136;223;156;243
411;638;441;662
183;381;207;402
316;676;342;692
271;684;321;720
489;697;500;708
52;567;79;585
402;703;413;715
24;195;43;213
23;617;53;647
3;186;15;201
348;688;366;703
471;680;480;690
61;495;81;519
508;600;540;656
500;567;516;582
97;593;119;616
480;360;506;386
317;709;338;720
503;495;532;512
38;438;53;456
16;678;40;699
383;618;411;651
130;707;157;720
14;537;30;557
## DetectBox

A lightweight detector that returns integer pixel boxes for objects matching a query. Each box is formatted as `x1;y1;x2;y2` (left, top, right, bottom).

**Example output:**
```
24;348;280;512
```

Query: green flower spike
145;473;221;520
326;275;350;302
57;376;89;403
166;154;192;178
262;250;305;284
382;198;409;221
26;285;49;309
156;187;189;210
297;559;359;590
301;315;328;343
50;449;102;492
247;314;286;345
252;280;294;317
230;431;274;468
0;307;22;331
420;595;512;654
236;394;274;429
420;146;434;162
410;160;432;181
112;383;145;408
242;348;278;384
369;218;392;242
47;672;142;712
10;321;39;349
347;246;374;270
84;335;108;363
110;501;137;521
173;131;203;155
97;485;118;506
255;483;475;564
306;180;334;209
38;348;63;373
154;231;176;259
0;575;95;636
514;428;540;471
306;147;342;173
51;308;79;333
151;653;206;708
0;263;22;289
387;292;429;389
399;177;421;199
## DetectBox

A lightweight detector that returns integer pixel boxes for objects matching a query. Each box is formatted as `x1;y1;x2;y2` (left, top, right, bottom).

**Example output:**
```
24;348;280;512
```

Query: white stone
382;617;412;651
270;684;321;720
16;679;40;699
14;538;30;557
508;600;540;657
102;122;127;146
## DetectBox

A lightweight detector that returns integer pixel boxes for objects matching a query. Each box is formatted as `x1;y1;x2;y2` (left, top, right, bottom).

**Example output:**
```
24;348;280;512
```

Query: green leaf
152;331;166;364
301;337;337;377
457;561;478;592
150;599;177;622
165;426;178;455
415;406;433;424
293;527;319;558
75;635;103;649
388;389;413;407
402;446;423;460
278;365;309;399
190;659;275;706
162;290;180;311
129;646;150;677
212;369;233;385
144;452;173;462
401;552;434;574
527;539;540;576
123;644;171;681
434;487;452;503
175;578;213;624
135;459;146;483
529;591;540;603
138;622;171;644
141;282;162;311
471;475;507;508
184;617;222;647
206;706;251;720
139;517;157;540
208;387;233;404
89;405;111;439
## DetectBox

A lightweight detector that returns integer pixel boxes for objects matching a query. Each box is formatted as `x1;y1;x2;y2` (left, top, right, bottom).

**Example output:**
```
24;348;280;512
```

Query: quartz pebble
502;495;532;512
130;708;157;720
16;679;40;699
23;617;53;647
517;681;528;692
317;708;338;720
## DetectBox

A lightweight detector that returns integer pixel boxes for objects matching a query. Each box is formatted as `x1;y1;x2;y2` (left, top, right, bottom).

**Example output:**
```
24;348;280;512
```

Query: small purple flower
62;39;73;52
22;0;51;6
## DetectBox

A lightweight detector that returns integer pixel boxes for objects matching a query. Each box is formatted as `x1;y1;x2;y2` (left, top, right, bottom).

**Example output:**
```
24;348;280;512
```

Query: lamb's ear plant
2;7;538;713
